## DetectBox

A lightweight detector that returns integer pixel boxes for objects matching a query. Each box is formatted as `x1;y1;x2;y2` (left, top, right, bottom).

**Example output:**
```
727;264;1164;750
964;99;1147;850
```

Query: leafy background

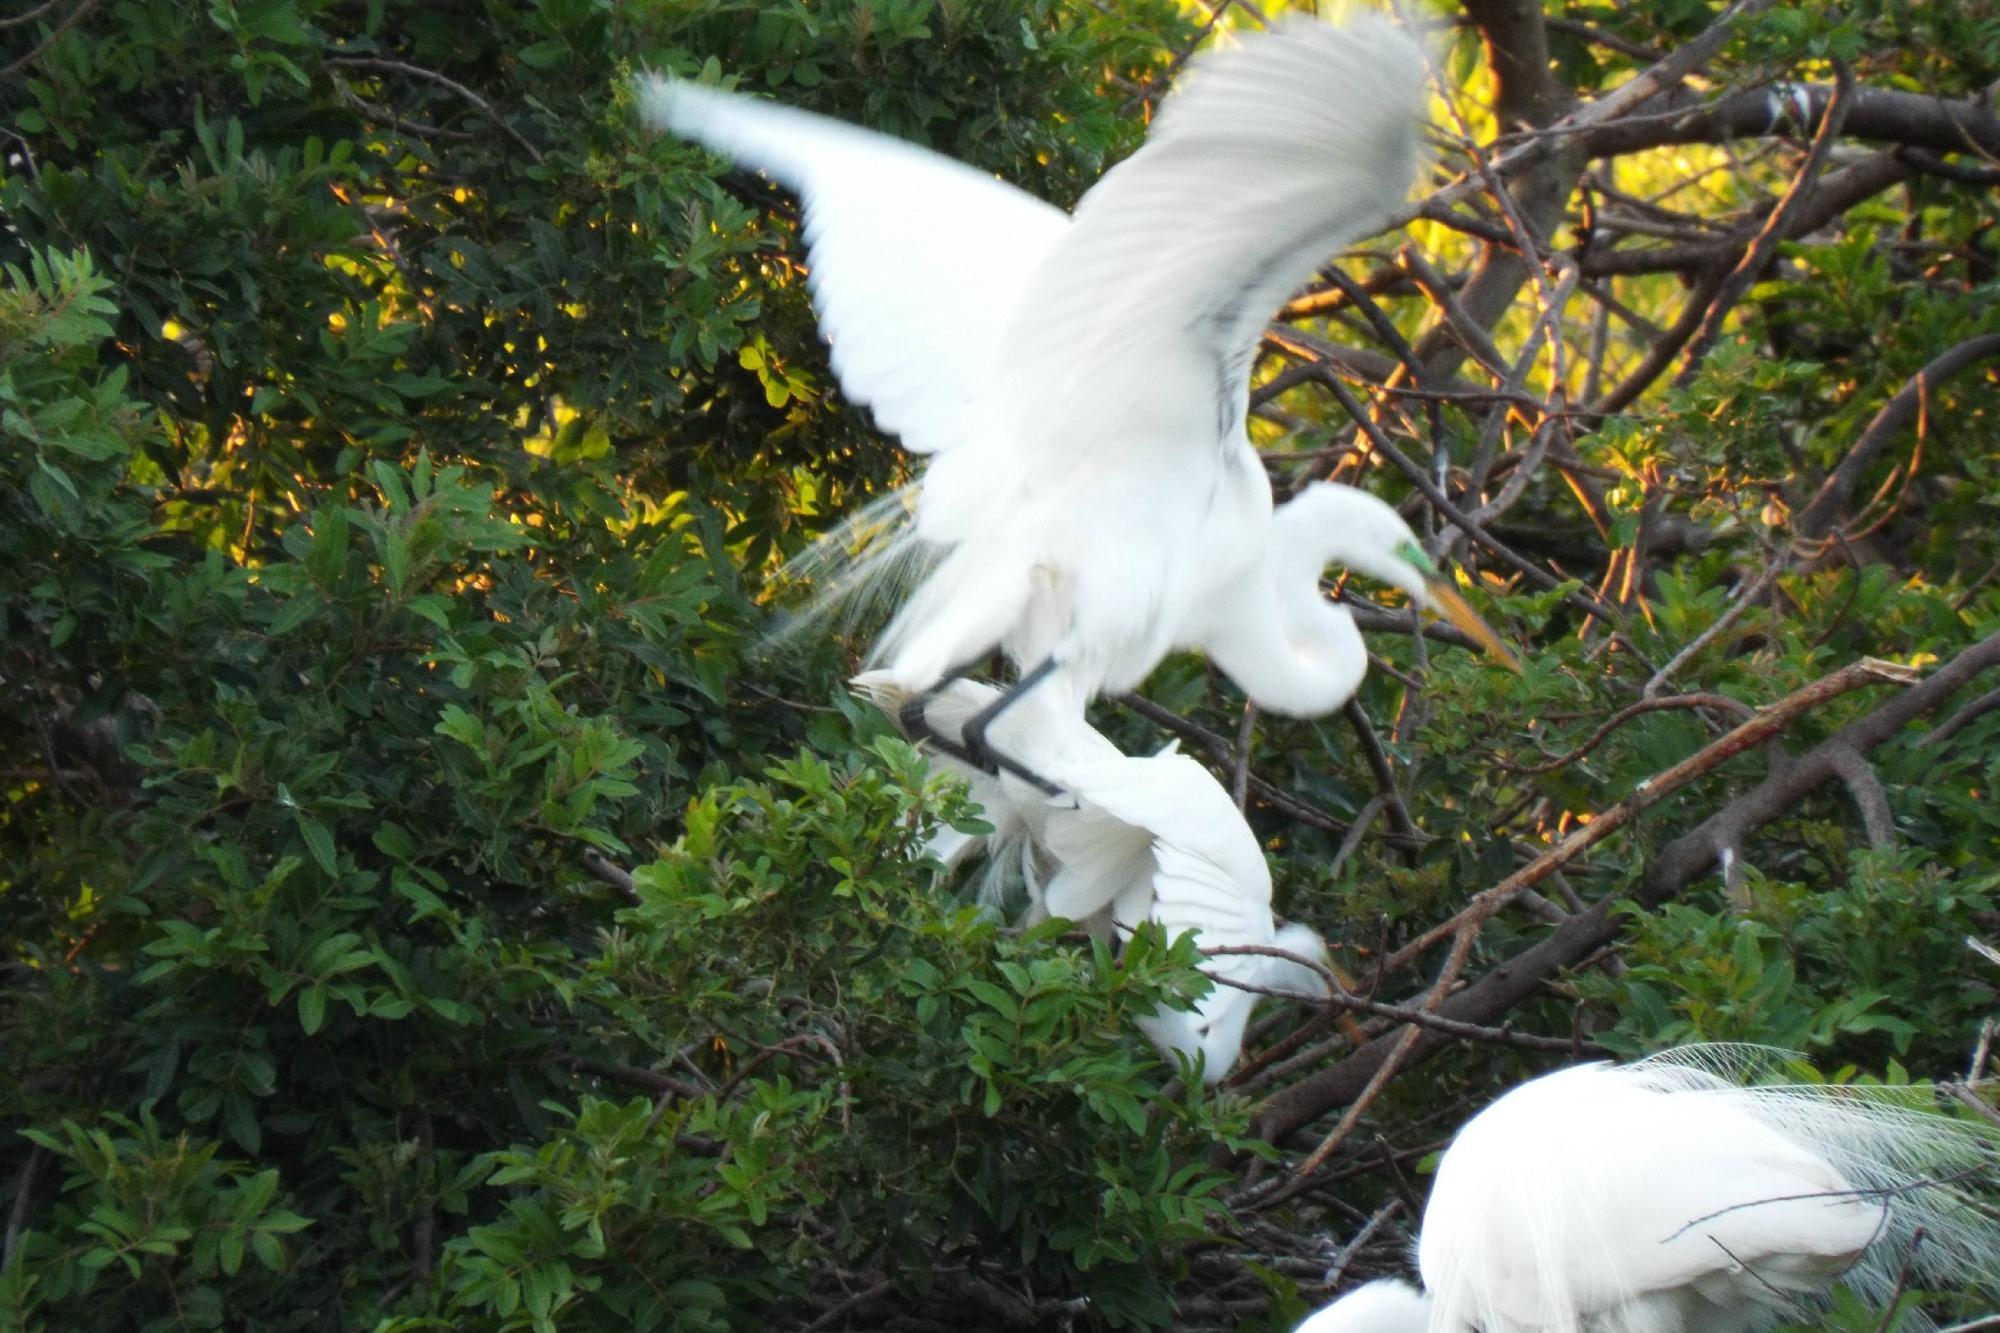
2;0;1997;1330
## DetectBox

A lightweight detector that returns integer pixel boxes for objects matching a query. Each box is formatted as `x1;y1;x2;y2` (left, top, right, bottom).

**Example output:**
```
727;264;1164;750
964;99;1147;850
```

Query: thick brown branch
1576;82;2000;160
1394;0;1775;231
1582;150;1911;278
1461;0;1566;128
1641;630;2000;899
1922;685;2000;749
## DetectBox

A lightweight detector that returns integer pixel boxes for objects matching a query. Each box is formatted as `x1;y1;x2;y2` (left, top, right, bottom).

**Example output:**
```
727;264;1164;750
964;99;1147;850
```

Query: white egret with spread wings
639;16;1516;791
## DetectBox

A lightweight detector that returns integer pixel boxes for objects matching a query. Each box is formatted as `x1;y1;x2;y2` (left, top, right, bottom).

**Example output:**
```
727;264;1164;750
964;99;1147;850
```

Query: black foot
899;689;986;771
960;657;1062;796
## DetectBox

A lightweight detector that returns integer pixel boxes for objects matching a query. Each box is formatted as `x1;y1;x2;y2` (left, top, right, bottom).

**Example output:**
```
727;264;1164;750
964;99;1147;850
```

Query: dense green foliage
3;0;1998;1329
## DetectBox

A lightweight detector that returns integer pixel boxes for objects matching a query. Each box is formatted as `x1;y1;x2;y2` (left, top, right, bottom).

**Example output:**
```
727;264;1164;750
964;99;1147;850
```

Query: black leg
961;657;1062;796
896;666;985;770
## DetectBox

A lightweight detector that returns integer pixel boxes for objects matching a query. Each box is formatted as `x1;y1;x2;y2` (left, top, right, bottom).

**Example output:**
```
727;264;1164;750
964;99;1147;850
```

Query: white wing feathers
1293;1279;1432;1333
634;76;1069;457
967;15;1426;495
1057;751;1273;947
643;17;1425;538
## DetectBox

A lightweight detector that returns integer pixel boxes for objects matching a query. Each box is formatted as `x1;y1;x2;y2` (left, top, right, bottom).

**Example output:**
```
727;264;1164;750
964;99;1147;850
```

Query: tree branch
1796;333;2000;540
1576;82;2000;160
1253;638;2000;1146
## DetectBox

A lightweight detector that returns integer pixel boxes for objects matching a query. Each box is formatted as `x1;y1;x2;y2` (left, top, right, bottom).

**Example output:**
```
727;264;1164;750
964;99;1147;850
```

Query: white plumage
1296;1278;1436;1333
857;673;1326;1084
1301;1048;2000;1332
639;18;1512;763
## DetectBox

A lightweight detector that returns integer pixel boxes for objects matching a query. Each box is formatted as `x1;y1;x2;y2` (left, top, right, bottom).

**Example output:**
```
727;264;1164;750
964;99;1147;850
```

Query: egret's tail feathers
1266;923;1331;997
757;488;932;661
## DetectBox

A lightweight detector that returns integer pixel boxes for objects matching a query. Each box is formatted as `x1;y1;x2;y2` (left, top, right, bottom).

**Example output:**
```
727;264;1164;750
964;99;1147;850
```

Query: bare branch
1645;549;1790;697
3;1145;46;1269
1671;63;1854;386
1823;743;1896;850
325;55;546;164
1505;692;1756;775
1796;333;2000;540
0;0;96;79
1922;685;2000;749
1343;701;1420;850
1575;82;2000;160
581;849;641;905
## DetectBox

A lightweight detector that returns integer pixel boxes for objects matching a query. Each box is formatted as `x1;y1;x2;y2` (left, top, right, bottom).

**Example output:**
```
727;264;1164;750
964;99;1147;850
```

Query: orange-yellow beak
1424;578;1522;673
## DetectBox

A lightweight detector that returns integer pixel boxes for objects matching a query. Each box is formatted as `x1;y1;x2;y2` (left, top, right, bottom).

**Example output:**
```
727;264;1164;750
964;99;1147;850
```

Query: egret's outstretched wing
635;77;1069;456
925;16;1425;528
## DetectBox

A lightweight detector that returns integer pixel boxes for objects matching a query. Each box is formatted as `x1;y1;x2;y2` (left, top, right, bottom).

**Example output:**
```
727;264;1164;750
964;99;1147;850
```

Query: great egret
1299;1047;2000;1332
857;673;1327;1084
639;16;1517;787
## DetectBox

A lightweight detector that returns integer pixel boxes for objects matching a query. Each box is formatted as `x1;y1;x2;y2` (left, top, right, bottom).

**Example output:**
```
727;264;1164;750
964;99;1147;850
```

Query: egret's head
1280;483;1520;671
1387;537;1521;672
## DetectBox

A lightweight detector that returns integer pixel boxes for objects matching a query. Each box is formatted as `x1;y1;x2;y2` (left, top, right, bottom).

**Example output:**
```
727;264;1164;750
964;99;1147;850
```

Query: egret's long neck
1199;531;1367;717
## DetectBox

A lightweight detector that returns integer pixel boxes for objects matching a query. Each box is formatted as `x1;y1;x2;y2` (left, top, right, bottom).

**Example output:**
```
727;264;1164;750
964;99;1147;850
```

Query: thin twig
581;848;641;905
1320;1199;1402;1291
1671;63;1854;386
326;55;546;164
0;0;96;79
1869;1227;1925;1333
799;1278;896;1333
1317;370;1627;626
1644;549;1789;697
1343;701;1420;850
1504;692;1755;775
4;1145;47;1268
1231;702;1257;813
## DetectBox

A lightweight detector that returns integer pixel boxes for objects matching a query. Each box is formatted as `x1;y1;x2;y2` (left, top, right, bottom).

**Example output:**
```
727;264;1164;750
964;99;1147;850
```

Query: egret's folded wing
1058;752;1271;945
1041;805;1154;926
1420;1064;1883;1330
1066;755;1267;891
937;15;1423;517
636;77;1070;456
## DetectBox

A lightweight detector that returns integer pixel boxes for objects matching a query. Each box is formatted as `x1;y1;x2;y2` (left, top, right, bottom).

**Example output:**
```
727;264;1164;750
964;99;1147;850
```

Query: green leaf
295;811;338;877
298;985;327;1035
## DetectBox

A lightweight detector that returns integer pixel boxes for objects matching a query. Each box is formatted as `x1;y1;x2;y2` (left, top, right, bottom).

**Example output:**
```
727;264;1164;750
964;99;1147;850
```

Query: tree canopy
2;1;1998;1330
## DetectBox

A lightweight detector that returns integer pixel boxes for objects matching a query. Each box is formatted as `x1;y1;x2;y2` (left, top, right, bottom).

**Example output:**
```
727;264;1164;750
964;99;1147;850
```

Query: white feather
632;77;1068;458
1295;1279;1431;1333
1301;1046;2000;1333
